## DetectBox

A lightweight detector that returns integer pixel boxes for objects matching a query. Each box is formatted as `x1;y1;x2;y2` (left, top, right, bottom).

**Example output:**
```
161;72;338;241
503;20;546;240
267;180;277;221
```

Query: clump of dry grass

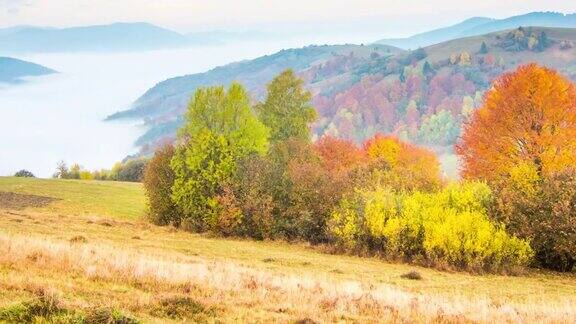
0;288;81;323
150;296;215;320
400;271;422;280
0;233;574;322
69;235;88;244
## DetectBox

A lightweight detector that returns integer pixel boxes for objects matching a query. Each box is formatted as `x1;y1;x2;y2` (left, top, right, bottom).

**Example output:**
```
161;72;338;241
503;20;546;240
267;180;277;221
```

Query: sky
1;0;575;37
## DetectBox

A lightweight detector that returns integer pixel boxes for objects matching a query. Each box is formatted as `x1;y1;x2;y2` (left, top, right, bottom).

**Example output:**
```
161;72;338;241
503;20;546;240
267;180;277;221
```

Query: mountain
111;27;576;156
107;43;403;121
375;12;576;49
0;57;56;84
0;23;202;53
375;17;494;50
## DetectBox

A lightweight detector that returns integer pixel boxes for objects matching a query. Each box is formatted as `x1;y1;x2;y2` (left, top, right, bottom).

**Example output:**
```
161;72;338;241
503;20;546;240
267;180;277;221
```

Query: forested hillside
111;27;576;155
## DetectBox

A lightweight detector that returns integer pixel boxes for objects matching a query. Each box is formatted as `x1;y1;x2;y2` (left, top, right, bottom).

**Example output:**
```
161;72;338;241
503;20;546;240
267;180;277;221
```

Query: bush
143;144;182;226
229;155;277;239
330;182;533;272
228;138;362;242
79;170;94;180
117;159;147;182
494;168;576;271
14;170;35;178
284;140;340;243
172;130;239;232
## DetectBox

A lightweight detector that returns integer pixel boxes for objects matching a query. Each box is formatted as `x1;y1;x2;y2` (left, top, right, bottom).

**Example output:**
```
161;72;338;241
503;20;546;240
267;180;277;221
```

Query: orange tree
457;64;576;181
457;64;576;271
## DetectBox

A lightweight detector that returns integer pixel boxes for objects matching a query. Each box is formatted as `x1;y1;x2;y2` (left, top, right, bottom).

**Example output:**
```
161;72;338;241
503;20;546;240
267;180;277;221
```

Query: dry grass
1;233;575;323
0;177;575;322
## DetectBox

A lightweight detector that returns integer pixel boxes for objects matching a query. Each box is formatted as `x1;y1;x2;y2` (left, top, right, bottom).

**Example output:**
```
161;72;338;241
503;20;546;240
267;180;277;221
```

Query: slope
111;27;576;156
0;176;574;322
0;57;56;84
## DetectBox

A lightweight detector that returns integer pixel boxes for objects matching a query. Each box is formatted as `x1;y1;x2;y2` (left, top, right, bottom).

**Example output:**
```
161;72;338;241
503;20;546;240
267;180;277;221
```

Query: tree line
52;159;147;182
144;66;575;273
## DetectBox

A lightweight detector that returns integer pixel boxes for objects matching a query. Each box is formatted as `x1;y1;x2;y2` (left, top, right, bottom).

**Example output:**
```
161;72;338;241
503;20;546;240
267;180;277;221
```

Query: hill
0;57;56;84
106;43;403;146
0;176;574;322
0;23;211;53
109;27;576;156
375;11;576;49
375;17;494;49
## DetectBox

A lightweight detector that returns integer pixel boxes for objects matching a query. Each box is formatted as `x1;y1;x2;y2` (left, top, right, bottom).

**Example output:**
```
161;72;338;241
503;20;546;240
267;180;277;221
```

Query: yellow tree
364;135;441;191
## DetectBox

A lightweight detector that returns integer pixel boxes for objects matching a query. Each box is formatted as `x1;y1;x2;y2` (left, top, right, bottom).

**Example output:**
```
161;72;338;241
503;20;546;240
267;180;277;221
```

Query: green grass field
0;177;574;323
0;176;145;219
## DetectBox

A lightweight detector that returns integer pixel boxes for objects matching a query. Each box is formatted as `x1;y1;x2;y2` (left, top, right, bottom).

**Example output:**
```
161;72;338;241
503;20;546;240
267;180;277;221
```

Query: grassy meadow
0;176;575;323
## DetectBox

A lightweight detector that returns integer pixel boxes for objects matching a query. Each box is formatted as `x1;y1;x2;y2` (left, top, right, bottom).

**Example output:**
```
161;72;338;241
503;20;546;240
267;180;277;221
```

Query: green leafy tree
14;170;35;178
256;69;317;143
117;159;147;182
69;163;81;179
171;83;269;231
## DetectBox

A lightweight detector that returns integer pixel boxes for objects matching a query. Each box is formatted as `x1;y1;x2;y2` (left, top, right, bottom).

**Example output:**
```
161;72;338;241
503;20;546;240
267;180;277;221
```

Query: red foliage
314;136;365;174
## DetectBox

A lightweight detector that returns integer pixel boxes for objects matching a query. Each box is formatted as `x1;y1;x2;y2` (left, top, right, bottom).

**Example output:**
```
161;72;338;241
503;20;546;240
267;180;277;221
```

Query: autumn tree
458;64;576;271
256;69;317;143
363;135;442;191
494;167;576;271
171;83;269;231
53;161;69;179
459;51;472;66
144;144;181;226
457;64;576;182
314;136;365;175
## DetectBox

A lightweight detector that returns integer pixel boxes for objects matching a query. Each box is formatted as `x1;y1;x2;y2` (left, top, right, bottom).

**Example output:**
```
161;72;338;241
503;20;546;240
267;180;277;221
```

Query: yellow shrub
79;171;94;180
329;182;533;271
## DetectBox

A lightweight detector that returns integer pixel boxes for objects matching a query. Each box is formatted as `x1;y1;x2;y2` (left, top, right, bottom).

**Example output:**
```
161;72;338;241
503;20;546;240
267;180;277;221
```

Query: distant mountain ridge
376;12;576;49
0;23;190;53
0;23;268;53
0;57;56;84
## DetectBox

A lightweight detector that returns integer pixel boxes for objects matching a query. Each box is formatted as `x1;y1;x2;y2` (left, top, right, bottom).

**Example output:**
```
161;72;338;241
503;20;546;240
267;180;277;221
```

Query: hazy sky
0;0;575;36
